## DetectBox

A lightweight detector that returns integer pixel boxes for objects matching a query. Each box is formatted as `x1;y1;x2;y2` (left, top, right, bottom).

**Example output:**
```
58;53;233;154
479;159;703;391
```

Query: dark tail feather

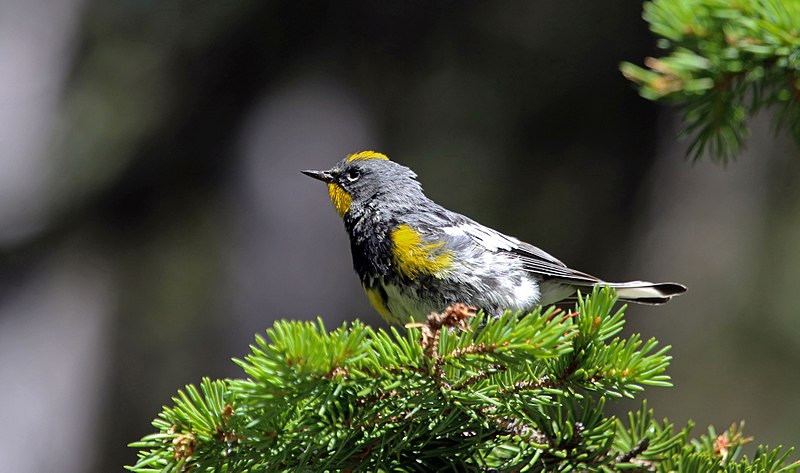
607;281;687;305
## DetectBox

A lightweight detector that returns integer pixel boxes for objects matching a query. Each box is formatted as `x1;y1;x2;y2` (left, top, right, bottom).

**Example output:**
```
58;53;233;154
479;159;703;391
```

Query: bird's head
302;151;423;218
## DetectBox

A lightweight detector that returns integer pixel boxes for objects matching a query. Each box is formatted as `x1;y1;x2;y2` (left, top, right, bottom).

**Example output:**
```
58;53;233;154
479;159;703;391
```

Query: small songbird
302;151;686;324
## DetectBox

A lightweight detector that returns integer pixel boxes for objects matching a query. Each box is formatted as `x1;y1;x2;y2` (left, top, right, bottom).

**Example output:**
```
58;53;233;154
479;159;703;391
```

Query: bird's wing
433;215;599;284
509;239;599;284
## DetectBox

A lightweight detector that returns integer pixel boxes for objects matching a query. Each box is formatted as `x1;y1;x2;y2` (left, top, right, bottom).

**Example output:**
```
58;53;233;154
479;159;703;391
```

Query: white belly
380;282;441;324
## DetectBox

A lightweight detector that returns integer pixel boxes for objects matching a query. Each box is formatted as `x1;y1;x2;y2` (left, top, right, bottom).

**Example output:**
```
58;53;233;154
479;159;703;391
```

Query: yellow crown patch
346;150;389;162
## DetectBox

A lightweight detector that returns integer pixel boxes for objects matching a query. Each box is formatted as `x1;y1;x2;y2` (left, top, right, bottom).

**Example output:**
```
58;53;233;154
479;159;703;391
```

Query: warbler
303;151;686;324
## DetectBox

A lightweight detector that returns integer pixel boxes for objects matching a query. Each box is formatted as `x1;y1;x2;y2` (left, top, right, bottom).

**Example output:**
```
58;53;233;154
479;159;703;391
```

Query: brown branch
614;438;650;464
453;364;505;391
411;303;477;359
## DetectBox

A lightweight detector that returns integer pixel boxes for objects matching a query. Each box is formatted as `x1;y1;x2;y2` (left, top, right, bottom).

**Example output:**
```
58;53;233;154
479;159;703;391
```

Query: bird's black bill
301;169;334;183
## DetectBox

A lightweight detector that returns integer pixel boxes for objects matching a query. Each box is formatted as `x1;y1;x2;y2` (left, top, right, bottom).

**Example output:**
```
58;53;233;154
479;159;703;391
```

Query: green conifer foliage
621;0;800;161
128;288;798;472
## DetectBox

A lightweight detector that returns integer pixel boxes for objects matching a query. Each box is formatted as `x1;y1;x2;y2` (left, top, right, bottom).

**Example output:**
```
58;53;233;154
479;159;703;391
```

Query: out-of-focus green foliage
621;0;800;161
127;288;798;472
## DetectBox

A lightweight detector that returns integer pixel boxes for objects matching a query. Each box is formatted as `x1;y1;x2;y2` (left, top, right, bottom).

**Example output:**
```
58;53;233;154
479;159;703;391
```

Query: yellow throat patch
346;150;389;162
390;224;453;280
327;183;352;217
325;151;388;217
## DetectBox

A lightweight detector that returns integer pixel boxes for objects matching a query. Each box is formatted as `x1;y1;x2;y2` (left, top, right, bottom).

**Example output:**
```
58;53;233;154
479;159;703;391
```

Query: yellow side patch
327;183;352;217
364;285;394;322
390;224;453;280
346;150;389;162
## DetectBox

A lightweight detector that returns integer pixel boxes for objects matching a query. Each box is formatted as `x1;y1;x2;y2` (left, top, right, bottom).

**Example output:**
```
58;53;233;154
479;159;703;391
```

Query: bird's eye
346;169;361;182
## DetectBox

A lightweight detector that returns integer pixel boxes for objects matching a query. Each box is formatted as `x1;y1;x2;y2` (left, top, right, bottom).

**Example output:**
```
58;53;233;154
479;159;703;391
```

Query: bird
302;151;686;324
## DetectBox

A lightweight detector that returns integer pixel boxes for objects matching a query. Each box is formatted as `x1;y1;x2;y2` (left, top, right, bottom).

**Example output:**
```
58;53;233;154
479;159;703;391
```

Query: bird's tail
603;281;687;305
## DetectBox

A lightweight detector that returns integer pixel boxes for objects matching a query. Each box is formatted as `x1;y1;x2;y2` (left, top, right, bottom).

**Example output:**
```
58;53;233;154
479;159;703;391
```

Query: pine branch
621;0;800;162
127;287;798;472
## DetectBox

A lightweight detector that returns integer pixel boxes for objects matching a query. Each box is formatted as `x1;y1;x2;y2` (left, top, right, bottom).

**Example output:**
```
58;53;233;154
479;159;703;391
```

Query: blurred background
1;1;798;471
